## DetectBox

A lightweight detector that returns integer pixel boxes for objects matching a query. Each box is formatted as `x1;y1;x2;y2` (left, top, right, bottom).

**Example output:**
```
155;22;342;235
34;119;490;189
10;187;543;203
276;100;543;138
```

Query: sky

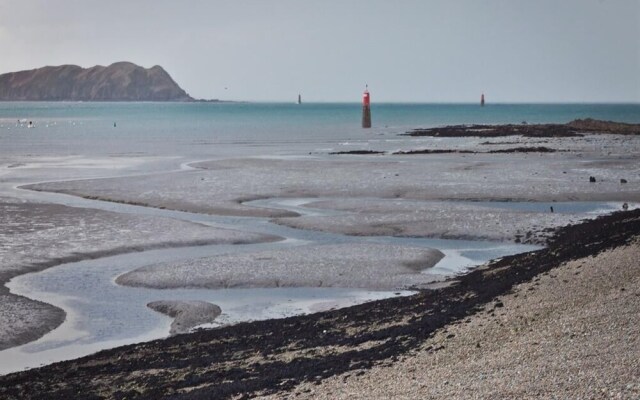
0;0;638;103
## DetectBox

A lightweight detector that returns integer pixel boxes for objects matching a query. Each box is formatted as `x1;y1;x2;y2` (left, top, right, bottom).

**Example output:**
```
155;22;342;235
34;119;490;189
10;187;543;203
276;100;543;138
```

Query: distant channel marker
362;85;371;128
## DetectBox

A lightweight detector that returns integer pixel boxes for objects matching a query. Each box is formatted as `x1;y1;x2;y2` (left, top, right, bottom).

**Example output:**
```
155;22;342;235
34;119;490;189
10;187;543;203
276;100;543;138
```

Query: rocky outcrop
0;62;192;101
567;118;640;135
405;119;640;138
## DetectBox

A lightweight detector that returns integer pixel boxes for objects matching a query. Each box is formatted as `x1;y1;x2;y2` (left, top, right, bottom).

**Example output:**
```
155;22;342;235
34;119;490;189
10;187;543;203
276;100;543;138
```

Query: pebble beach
262;238;640;399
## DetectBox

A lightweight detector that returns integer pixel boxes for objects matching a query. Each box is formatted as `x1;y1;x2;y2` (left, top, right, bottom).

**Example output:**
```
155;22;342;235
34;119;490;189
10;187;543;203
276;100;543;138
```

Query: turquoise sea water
1;102;638;158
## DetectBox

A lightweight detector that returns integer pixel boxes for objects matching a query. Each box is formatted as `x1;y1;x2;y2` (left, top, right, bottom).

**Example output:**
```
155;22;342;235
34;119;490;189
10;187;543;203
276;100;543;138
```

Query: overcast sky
0;0;638;102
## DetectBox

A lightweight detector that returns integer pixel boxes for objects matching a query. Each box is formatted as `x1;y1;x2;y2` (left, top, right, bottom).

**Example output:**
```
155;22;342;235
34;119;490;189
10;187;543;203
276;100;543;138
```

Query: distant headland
0;62;207;102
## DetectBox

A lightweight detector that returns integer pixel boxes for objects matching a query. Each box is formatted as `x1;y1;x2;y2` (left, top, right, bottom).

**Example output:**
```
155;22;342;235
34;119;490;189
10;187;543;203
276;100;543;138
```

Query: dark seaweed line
1;210;639;400
331;147;562;156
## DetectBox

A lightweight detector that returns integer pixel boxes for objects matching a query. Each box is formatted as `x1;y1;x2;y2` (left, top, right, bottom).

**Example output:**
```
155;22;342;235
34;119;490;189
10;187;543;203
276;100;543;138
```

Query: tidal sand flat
27;150;640;220
0;196;277;349
23;132;640;244
272;198;626;244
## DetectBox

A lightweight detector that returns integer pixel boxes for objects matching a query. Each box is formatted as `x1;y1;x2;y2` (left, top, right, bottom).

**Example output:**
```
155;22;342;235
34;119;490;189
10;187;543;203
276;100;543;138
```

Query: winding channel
3;187;623;374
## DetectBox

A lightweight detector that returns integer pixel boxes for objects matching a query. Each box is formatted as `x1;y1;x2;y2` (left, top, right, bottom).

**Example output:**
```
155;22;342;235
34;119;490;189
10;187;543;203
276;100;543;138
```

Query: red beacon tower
362;85;372;128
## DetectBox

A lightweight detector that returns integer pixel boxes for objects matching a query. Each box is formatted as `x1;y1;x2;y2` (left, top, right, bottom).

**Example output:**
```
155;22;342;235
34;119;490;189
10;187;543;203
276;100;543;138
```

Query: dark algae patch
329;150;386;155
337;147;561;156
392;146;558;155
1;210;639;399
393;149;475;155
487;146;558;153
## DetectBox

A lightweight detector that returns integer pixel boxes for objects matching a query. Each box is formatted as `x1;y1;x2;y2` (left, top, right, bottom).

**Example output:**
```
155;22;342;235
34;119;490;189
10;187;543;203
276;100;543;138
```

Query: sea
1;102;639;159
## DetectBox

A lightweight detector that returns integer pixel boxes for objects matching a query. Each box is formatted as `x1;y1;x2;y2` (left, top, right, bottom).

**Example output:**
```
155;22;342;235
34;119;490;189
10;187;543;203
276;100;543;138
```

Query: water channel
2;188;628;374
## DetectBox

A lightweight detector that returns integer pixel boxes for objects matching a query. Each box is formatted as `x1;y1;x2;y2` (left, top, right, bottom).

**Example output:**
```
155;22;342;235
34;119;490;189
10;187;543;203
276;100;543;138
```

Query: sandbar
117;244;446;290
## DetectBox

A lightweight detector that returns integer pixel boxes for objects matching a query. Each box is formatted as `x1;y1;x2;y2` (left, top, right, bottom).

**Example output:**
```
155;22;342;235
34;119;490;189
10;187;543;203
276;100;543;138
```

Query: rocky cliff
0;62;192;101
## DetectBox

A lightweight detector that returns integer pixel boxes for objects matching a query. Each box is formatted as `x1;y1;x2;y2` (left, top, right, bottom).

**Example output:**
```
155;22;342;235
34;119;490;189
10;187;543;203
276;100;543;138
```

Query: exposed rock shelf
405;119;640;138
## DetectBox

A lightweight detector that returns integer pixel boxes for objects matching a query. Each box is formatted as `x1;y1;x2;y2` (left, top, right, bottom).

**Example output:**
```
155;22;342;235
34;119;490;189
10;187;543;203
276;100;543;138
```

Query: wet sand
0;197;277;349
272;198;621;244
23;134;640;243
117;244;446;290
